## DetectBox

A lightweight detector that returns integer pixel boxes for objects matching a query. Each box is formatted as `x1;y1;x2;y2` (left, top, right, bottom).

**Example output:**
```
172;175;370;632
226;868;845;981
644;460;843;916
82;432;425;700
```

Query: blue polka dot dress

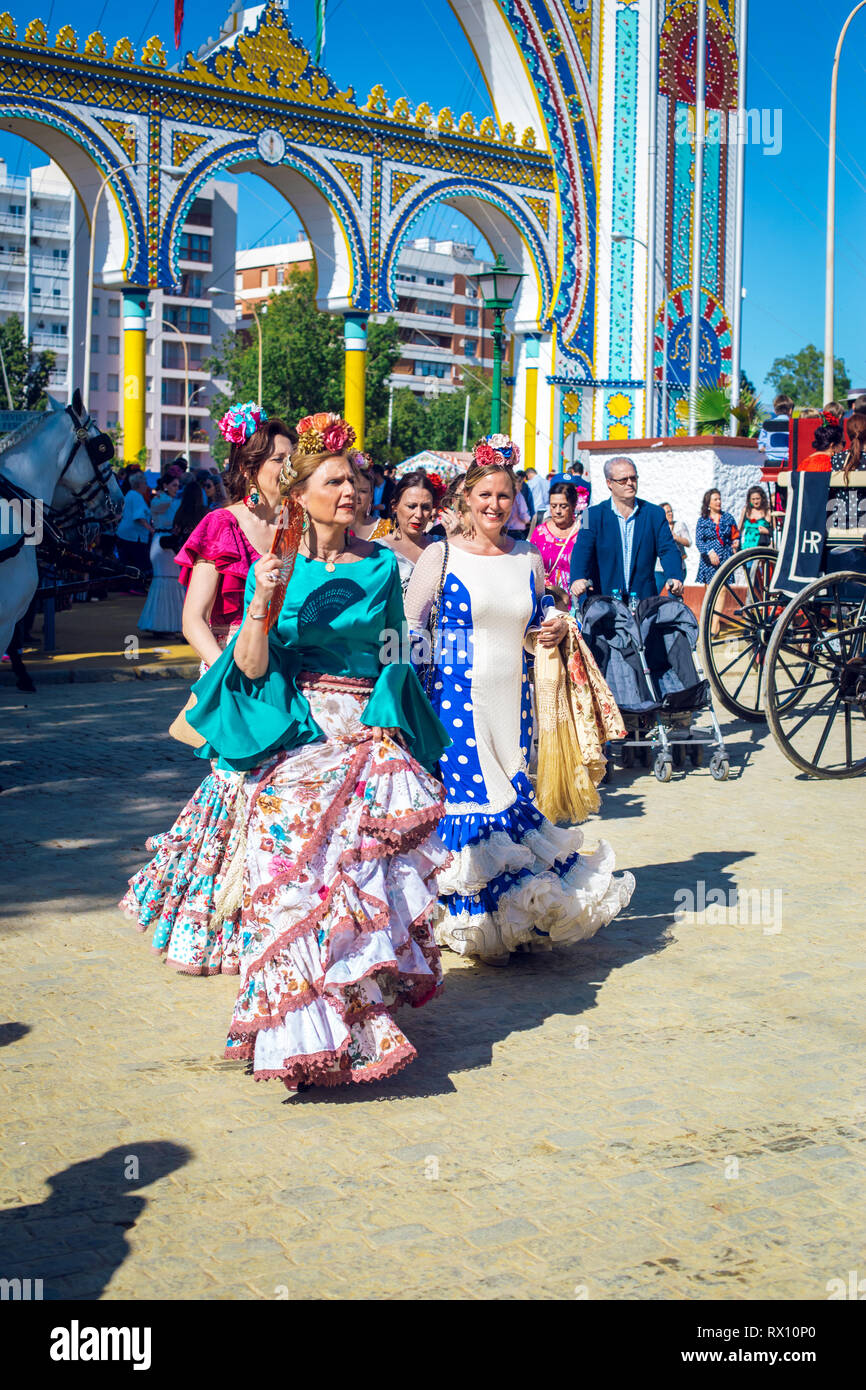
404;540;635;959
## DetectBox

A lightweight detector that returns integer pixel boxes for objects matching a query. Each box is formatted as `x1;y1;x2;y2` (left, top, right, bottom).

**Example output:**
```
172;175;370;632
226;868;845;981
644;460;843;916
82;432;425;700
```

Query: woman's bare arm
182;562;224;667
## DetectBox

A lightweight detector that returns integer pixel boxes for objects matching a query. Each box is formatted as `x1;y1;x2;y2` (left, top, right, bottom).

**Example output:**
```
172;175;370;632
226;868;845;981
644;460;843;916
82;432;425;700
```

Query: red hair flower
474;442;498;467
323;420;354;453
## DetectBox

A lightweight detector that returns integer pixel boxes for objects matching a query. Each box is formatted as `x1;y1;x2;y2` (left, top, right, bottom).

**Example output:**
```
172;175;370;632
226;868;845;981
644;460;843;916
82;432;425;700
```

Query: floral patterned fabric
224;684;448;1090
120;767;245;975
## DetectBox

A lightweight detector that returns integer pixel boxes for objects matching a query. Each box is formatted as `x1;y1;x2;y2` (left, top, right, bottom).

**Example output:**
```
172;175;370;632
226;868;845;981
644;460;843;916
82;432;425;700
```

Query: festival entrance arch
0;2;744;457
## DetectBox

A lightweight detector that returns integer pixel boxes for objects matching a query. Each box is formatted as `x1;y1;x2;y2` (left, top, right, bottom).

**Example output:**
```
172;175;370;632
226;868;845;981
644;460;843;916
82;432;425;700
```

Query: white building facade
0;158;76;400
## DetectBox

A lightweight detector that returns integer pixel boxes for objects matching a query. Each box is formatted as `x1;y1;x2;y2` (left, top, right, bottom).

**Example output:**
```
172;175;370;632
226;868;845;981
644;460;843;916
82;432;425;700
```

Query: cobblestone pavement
0;681;863;1302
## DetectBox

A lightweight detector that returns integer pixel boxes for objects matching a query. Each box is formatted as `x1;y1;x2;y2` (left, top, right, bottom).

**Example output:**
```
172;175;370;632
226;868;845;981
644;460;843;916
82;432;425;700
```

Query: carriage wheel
700;547;793;721
765;572;866;779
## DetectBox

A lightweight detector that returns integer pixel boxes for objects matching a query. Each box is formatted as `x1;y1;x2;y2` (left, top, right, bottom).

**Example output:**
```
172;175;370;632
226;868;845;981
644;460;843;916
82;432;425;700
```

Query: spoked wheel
765;572;866;778
701;547;791;721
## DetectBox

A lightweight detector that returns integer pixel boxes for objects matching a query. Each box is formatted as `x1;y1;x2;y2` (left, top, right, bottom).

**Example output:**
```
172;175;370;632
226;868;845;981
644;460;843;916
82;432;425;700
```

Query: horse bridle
52;400;117;525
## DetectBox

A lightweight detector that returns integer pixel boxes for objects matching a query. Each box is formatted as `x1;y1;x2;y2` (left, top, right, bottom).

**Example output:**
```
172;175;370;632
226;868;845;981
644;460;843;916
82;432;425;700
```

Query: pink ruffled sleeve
175;509;259;627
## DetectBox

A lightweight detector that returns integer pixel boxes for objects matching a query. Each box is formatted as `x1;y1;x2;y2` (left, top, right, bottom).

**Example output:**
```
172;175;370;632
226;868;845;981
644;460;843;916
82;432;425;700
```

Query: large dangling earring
301;509;310;534
245;483;261;511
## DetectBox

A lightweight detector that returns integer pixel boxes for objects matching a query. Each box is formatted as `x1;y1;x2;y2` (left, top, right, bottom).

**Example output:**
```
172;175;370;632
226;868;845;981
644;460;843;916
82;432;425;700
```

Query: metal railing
31;255;68;274
31;331;68;348
31;216;68;235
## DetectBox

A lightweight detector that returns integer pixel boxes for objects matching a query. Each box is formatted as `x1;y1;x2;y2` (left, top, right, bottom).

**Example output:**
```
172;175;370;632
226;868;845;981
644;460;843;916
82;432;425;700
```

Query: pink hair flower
323;421;355;452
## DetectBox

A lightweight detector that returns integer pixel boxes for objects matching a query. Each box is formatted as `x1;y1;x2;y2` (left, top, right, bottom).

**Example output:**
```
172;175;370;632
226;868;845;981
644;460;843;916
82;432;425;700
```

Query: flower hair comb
217;401;268;445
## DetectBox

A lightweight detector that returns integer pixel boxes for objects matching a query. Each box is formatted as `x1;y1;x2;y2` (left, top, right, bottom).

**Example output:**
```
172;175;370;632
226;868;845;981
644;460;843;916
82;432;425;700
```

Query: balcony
31;216;68;236
32;296;69;313
31;255;68;274
0;211;25;232
0;252;25;269
31;331;68;349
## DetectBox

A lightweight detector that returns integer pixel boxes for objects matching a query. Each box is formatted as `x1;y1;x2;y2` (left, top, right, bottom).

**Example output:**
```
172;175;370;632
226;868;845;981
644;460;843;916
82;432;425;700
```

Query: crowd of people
119;407;637;1093
111;387;866;1095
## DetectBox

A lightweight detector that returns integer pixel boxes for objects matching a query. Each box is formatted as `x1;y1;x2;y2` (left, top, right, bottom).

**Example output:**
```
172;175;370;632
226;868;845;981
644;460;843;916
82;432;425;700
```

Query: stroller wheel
710;753;730;781
654;755;672;783
688;743;704;767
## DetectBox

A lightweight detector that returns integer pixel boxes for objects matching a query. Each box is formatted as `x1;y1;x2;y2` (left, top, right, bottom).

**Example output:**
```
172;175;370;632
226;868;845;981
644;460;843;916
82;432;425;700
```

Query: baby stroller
581;592;730;782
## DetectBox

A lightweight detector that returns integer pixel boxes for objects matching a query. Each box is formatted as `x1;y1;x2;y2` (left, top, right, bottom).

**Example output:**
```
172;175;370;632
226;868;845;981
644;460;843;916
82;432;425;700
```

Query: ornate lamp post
469;254;524;434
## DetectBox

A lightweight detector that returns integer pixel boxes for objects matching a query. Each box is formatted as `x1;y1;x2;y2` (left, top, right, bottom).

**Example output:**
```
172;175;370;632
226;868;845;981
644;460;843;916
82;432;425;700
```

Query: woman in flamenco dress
185;412;449;1089
120;405;298;975
403;436;635;965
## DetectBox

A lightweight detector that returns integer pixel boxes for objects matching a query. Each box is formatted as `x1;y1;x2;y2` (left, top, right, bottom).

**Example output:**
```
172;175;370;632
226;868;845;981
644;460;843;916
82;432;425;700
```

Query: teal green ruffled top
187;546;448;773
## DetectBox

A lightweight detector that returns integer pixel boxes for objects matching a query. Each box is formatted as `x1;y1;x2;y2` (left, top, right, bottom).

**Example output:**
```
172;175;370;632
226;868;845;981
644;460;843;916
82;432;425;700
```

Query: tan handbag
169;691;206;749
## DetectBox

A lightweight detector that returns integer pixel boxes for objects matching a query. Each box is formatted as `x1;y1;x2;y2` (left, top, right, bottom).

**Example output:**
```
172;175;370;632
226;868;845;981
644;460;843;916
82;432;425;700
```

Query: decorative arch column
122;289;148;461
343;313;368;449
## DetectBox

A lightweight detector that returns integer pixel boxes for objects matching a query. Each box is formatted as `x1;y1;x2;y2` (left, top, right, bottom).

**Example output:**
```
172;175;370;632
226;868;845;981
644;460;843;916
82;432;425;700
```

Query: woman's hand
251;553;282;607
371;726;405;747
537;613;569;648
708;549;720;567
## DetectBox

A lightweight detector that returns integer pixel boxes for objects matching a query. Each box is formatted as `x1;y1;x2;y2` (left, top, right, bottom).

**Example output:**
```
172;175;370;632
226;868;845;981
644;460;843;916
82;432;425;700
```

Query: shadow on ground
295;848;751;1105
0;1141;191;1300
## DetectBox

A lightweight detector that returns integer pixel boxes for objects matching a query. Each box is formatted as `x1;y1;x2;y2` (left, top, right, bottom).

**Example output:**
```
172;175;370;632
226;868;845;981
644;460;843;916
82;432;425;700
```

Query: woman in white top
404;435;635;964
380;470;437;592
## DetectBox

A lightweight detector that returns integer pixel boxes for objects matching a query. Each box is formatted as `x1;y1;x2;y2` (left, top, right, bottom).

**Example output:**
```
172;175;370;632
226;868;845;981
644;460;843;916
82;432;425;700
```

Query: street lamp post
612;232;669;435
824;1;866;403
469;254;524;434
209;286;263;405
83;162;181;405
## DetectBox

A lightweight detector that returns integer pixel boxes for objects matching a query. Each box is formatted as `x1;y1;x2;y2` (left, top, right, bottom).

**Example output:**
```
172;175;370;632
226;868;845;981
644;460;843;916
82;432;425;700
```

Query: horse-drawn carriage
700;465;866;777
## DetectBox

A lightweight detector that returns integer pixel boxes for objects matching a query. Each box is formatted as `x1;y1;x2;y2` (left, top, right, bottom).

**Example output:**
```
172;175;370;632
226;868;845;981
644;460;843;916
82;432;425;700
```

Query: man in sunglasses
569;456;684;603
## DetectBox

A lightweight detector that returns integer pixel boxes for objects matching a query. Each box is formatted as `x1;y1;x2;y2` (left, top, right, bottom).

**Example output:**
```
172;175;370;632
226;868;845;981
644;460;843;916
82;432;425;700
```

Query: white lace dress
404;539;635;958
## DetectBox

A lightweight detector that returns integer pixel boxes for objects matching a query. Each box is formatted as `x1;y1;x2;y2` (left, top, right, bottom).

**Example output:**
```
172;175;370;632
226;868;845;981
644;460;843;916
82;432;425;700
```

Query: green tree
0;314;55;410
207;268;344;460
766;344;850;409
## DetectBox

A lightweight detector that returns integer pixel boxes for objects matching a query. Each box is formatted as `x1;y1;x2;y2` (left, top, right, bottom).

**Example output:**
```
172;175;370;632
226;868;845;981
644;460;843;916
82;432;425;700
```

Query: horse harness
0;399;116;567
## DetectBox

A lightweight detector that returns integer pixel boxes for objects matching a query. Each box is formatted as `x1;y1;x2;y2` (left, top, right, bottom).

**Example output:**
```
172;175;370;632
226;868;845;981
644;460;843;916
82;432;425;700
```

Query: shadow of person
0;1141;191;1300
296;850;753;1106
0;1022;30;1048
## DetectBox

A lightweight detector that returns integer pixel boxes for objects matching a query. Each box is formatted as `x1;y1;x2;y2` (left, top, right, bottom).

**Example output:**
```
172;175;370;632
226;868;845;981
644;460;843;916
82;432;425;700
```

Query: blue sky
0;1;864;396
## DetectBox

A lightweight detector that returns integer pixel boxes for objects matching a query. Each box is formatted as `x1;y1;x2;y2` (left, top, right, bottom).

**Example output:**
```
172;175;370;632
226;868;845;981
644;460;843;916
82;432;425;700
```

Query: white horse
0;389;121;687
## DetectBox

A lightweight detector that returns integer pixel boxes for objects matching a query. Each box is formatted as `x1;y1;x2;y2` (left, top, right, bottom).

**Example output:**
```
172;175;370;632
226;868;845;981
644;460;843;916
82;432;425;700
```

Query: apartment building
234;235;493;394
235;236;313;321
0;158;77;400
85;179;237;467
387;237;494;394
144;180;237;470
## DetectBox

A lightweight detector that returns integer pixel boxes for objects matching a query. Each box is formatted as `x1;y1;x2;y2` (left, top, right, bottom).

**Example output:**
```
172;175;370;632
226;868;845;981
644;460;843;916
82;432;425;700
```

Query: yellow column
343;312;367;450
523;336;539;470
122;290;148;462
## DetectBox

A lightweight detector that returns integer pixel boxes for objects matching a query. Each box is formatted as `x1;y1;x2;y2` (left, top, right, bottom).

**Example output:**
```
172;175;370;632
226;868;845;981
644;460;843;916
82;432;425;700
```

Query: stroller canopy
581;596;658;714
638;595;708;712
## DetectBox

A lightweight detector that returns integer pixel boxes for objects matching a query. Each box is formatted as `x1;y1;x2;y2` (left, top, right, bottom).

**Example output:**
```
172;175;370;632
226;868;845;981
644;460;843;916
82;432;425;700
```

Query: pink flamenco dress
119;509;260;975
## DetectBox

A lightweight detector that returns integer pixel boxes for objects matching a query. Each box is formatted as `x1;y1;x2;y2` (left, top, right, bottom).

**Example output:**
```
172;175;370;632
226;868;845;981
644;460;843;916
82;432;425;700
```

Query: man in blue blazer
569;456;684;601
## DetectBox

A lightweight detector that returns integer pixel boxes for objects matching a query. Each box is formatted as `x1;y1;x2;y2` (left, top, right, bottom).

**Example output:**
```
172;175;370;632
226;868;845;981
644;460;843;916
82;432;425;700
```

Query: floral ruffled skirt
224;679;448;1090
120;766;245;975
